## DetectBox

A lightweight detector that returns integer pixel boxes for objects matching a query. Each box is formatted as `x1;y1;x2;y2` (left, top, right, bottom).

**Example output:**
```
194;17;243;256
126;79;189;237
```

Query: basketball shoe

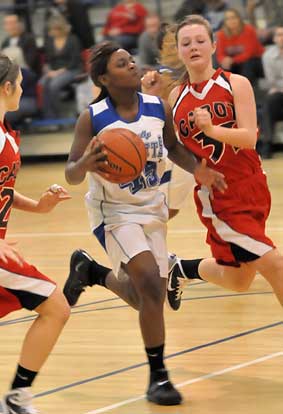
167;253;188;311
146;369;182;405
63;249;94;306
2;388;38;414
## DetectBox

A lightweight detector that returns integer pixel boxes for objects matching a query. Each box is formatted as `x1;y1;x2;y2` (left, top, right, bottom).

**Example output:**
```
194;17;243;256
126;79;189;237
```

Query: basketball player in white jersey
63;41;226;406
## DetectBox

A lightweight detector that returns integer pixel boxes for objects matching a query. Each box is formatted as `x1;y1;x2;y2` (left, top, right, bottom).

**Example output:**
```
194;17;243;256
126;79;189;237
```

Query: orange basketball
96;128;147;184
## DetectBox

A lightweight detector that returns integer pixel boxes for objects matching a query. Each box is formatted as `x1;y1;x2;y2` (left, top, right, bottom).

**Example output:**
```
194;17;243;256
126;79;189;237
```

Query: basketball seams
117;130;144;171
96;128;147;184
104;143;138;175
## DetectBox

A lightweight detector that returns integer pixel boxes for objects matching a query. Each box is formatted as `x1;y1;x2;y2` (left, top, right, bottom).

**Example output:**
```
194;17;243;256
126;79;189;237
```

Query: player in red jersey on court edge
0;53;71;414
163;15;283;312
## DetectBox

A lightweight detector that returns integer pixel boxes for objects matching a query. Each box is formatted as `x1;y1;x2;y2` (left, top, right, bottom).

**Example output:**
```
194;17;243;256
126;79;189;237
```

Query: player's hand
0;239;24;266
194;159;227;198
35;185;71;213
194;107;214;136
141;70;163;96
82;137;109;176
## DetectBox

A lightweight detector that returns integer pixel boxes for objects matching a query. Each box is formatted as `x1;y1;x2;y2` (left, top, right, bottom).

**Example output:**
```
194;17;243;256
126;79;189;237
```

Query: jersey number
193;121;235;164
120;162;159;194
0;188;14;228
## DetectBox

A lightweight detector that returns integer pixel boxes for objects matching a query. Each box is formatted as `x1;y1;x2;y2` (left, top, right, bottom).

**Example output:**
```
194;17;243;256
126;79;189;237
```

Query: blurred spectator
260;26;283;158
13;0;33;32
103;0;148;53
138;13;161;68
1;14;40;75
45;0;95;49
246;0;283;45
205;0;228;32
174;0;227;31
216;8;264;86
40;15;82;119
174;0;206;23
1;13;40;127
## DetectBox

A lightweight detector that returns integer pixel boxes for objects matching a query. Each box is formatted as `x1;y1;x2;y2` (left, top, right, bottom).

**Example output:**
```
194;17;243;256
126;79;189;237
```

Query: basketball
95;128;147;184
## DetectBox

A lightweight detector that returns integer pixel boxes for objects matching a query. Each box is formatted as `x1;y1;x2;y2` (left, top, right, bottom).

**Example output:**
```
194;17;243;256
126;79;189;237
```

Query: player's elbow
245;132;257;149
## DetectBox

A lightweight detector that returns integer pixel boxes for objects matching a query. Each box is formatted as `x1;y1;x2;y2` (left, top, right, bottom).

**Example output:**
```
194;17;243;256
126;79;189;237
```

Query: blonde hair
158;15;214;97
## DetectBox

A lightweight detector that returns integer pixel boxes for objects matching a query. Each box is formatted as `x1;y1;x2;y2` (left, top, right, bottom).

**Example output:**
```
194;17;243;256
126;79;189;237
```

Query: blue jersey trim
93;222;106;250
89;93;165;135
160;169;172;185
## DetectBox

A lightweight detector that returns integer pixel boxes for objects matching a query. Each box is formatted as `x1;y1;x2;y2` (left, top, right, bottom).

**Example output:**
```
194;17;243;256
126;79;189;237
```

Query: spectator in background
40;15;82;119
260;26;283;159
174;0;206;23
174;0;227;32
246;0;283;45
216;8;264;86
103;0;148;53
205;0;228;32
13;0;33;32
45;0;95;50
1;14;40;75
138;13;161;69
1;14;40;127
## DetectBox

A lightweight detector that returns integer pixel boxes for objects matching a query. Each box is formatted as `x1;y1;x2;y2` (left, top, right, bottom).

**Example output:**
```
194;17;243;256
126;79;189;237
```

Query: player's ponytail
157;24;188;98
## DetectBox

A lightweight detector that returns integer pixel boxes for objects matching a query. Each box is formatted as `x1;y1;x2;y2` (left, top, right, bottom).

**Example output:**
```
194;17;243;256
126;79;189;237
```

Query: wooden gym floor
1;156;283;414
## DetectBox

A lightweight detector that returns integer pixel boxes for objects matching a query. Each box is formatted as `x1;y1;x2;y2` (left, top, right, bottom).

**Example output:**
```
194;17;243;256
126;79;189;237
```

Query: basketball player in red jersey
0;54;71;414
163;15;283;311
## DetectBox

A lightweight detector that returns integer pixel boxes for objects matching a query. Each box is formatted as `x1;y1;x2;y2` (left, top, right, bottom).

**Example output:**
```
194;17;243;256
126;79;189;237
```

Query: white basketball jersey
85;92;168;236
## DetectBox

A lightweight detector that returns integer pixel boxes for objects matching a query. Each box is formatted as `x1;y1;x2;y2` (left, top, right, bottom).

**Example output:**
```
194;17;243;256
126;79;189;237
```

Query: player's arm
194;74;257;149
65;110;107;185
162;99;197;174
162;100;227;194
13;186;71;213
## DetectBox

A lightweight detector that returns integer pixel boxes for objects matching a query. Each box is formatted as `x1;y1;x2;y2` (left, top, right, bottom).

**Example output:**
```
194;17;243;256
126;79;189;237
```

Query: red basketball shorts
0;258;56;318
194;171;275;266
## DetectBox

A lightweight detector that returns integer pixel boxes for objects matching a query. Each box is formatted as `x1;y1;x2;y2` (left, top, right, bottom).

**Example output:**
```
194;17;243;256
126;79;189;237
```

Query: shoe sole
147;395;182;405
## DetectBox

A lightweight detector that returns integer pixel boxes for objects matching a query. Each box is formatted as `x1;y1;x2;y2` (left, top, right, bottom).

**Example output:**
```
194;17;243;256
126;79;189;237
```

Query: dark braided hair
89;41;121;103
0;54;20;87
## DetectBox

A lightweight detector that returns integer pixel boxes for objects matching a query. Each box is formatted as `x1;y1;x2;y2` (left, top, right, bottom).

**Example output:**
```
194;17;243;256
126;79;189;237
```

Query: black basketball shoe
146;370;182;405
63;249;94;306
167;253;188;311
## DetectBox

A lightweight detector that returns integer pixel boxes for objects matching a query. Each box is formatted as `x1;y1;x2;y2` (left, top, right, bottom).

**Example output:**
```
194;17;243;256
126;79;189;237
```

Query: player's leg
1;262;70;414
107;223;182;405
167;255;257;310
255;248;283;306
63;249;140;309
17;288;70;371
123;255;182;403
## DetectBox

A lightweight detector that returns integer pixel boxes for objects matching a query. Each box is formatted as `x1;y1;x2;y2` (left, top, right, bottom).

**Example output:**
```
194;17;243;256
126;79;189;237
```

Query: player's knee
231;275;253;292
139;271;164;305
233;282;250;292
38;288;70;324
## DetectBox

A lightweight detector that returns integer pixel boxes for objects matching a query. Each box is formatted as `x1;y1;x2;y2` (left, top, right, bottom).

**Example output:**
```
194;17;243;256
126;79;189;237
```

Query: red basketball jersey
173;68;262;183
0;121;21;239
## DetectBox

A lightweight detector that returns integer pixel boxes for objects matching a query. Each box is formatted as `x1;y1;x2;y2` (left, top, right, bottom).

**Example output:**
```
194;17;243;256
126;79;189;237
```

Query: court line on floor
34;320;283;399
6;226;283;238
0;291;272;327
84;351;283;414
